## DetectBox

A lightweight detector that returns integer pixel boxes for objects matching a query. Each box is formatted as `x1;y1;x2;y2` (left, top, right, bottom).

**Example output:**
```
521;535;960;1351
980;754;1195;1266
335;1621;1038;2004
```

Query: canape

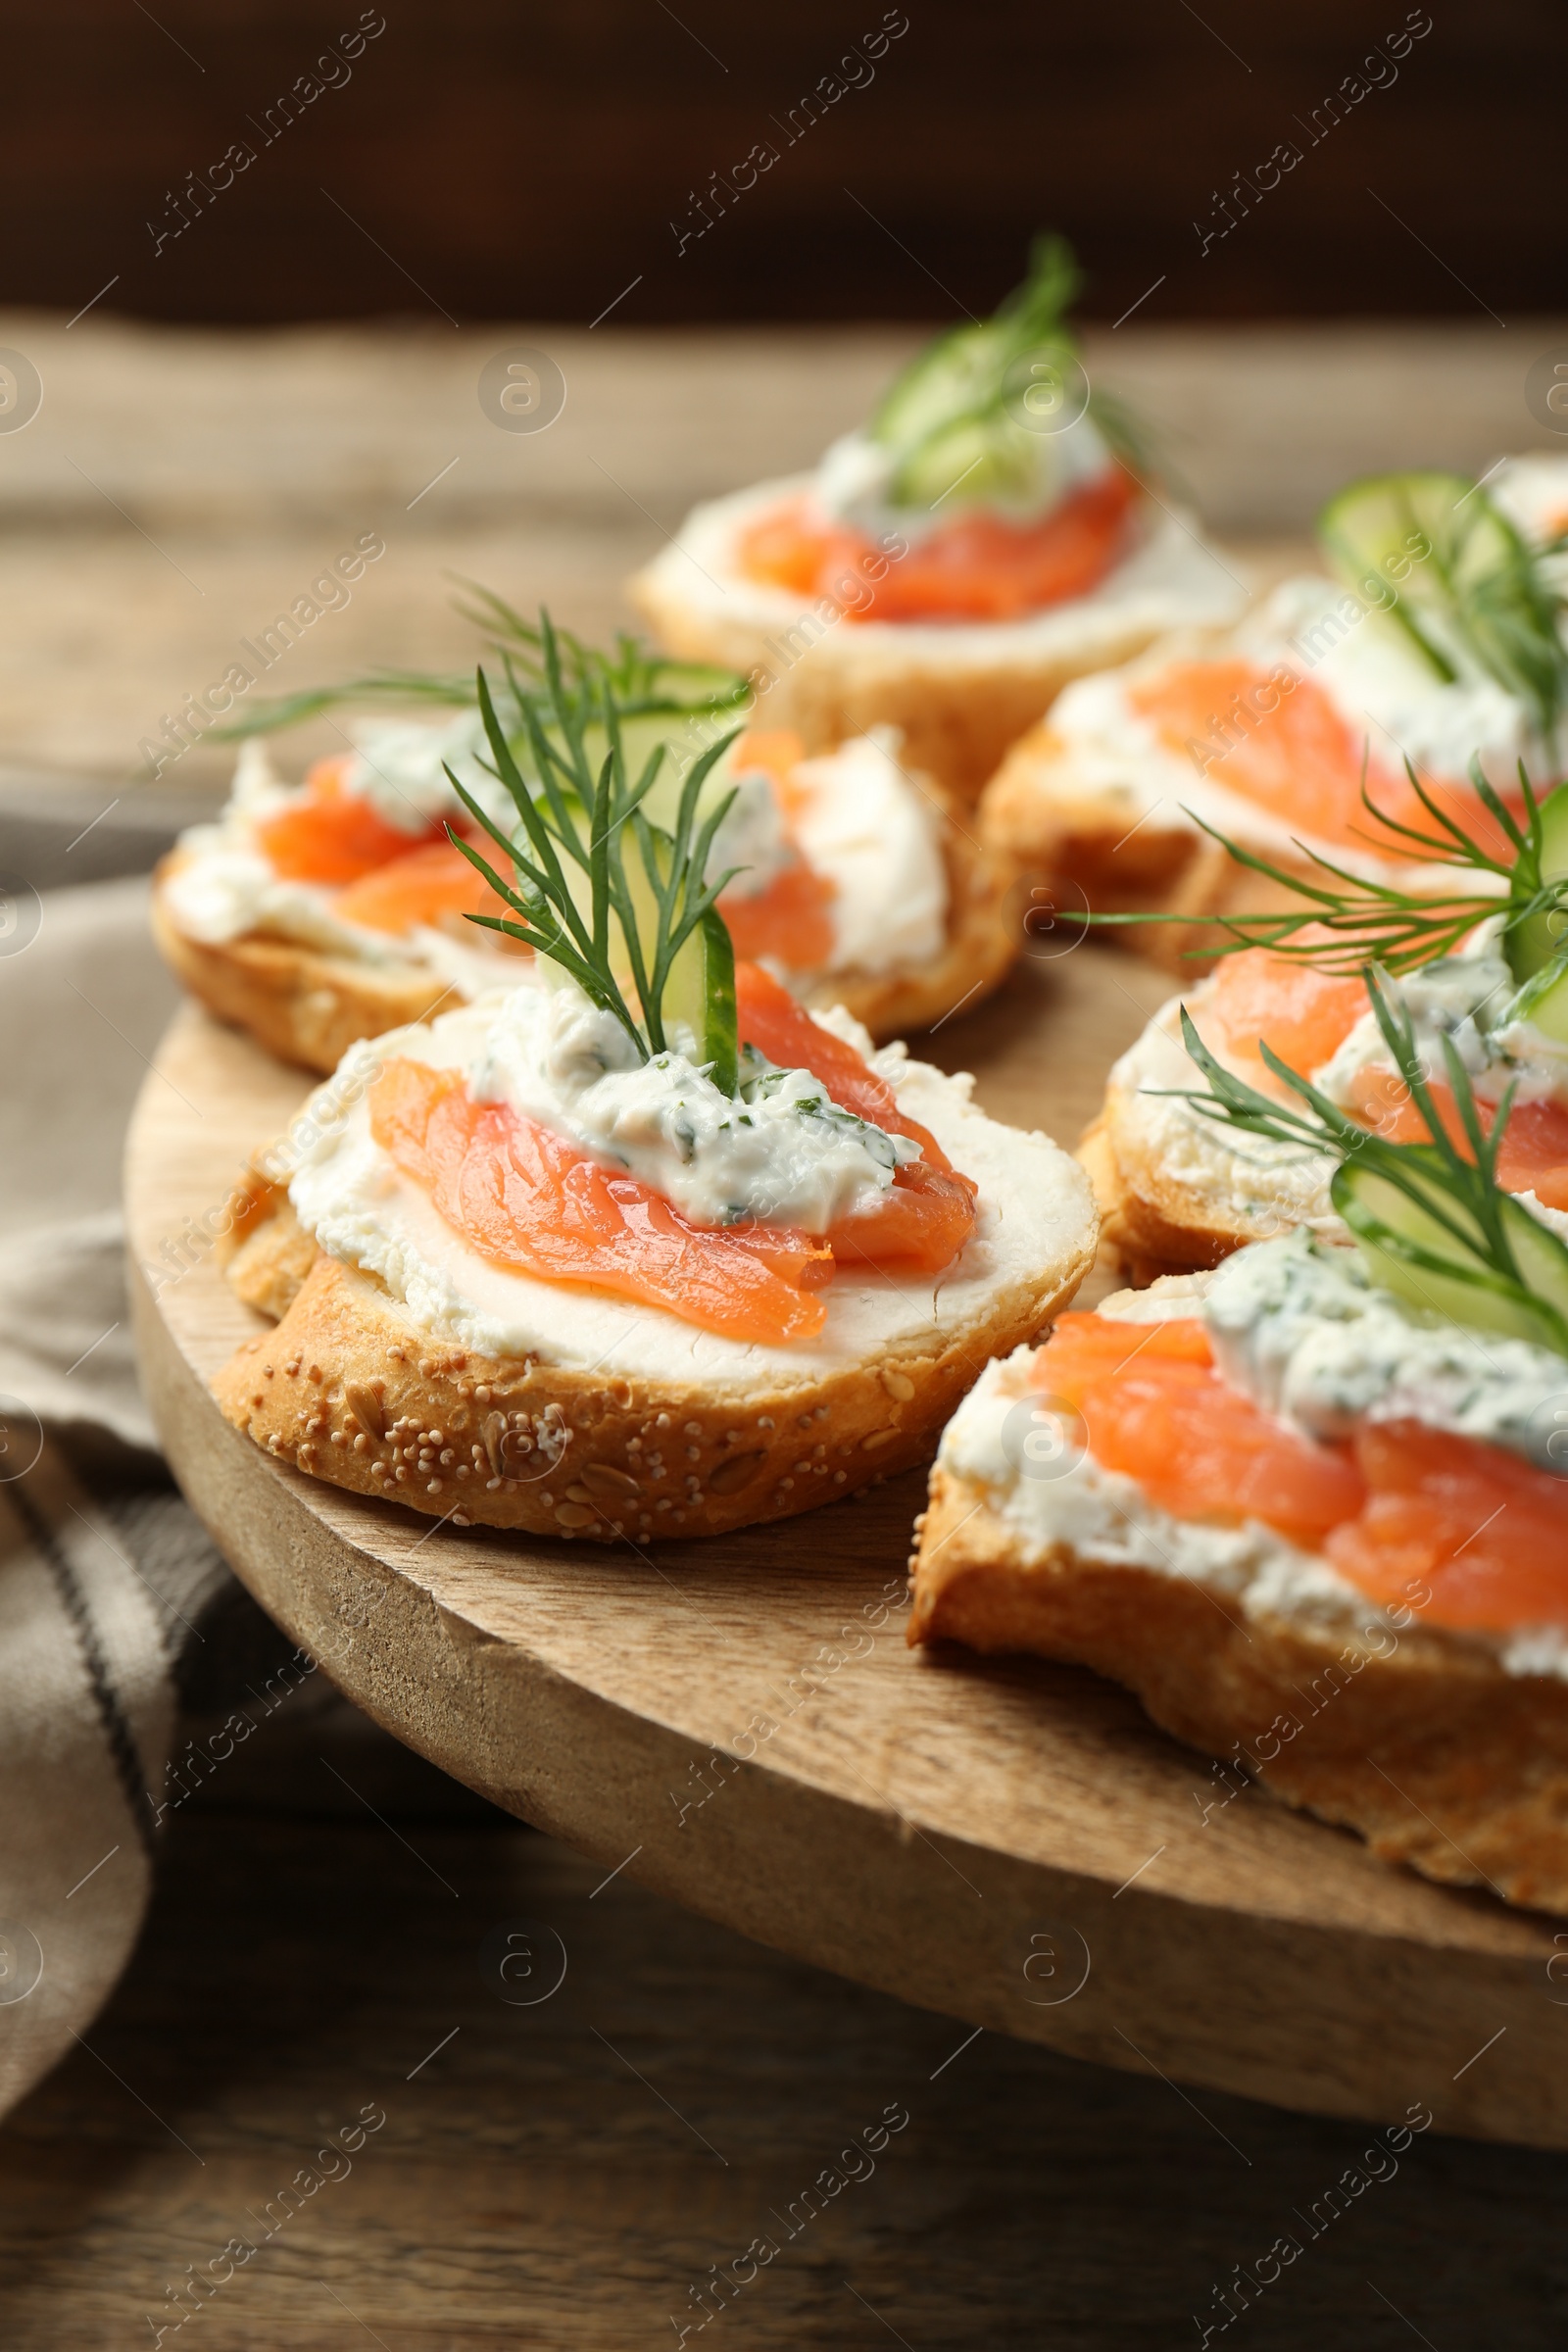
153;622;1014;1073
213;650;1098;1542
910;1012;1568;1914
981;462;1568;966
630;236;1245;803
1083;768;1568;1281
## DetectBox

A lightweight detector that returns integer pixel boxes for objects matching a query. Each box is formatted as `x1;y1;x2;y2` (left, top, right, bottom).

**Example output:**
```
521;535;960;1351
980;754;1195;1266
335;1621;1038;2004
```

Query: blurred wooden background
0;316;1564;799
0;1;1556;326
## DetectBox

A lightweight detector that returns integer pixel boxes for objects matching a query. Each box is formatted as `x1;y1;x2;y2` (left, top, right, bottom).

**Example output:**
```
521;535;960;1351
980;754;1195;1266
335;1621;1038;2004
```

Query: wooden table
2;1735;1566;2351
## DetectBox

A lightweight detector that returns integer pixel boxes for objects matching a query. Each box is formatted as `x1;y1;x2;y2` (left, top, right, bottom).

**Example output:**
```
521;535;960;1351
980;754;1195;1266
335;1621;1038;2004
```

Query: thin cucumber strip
1333;1160;1568;1352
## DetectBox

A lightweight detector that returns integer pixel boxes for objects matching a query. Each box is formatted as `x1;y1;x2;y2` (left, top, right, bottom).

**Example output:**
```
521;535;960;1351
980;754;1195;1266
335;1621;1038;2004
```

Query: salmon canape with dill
214;644;1098;1543
631;235;1244;804
911;985;1568;1916
982;463;1568;962
154;606;1016;1073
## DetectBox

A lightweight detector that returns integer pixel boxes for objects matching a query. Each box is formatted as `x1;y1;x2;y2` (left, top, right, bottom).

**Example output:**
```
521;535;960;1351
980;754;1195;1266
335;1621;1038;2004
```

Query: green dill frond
446;616;746;1080
1166;966;1568;1355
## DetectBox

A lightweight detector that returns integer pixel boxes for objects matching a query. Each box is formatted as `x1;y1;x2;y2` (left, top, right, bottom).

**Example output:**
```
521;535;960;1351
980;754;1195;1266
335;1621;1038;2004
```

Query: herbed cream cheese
938;1232;1568;1678
286;999;1096;1385
1203;1229;1568;1472
465;979;918;1230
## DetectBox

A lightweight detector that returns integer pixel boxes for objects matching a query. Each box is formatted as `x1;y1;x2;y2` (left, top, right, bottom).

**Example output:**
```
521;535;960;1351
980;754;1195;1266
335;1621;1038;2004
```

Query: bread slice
629;476;1247;805
151;876;467;1076
1078;981;1337;1285
154;792;1017;1077
211;1037;1100;1544
909;1364;1568;1916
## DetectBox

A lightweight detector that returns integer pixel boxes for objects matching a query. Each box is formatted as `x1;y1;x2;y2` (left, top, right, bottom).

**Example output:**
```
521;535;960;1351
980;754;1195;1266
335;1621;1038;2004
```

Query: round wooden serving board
126;950;1568;2148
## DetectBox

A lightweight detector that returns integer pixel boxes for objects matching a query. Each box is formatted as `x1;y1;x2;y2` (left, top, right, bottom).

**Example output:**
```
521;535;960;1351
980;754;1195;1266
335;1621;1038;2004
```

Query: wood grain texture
125;950;1568;2147
9;1798;1568;2351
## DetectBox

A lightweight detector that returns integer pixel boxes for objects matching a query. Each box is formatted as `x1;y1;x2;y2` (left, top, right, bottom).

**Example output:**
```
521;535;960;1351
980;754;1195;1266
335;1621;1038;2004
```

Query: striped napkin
0;877;233;2117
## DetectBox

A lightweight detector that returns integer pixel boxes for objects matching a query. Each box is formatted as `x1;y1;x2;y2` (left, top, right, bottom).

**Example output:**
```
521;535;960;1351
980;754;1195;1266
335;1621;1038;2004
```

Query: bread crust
1078;1101;1266;1288
154;804;1016;1072
909;1465;1568;1916
979;719;1325;978
212;1205;1097;1544
151;871;466;1076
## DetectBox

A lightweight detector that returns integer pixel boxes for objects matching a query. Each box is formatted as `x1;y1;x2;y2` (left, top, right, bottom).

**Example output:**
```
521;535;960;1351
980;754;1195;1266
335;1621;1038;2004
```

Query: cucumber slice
1506;946;1568;1046
867;235;1085;510
1333;1157;1568;1353
661;905;737;1092
1318;470;1473;676
1505;779;1568;983
1318;470;1566;729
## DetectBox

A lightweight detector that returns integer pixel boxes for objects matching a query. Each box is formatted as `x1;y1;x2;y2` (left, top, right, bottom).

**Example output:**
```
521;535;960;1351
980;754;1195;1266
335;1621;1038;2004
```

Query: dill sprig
1320;473;1568;744
867;231;1154;507
1169;966;1568;1357
1091;757;1568;968
1089;758;1568;979
445;617;745;1079
210;580;750;742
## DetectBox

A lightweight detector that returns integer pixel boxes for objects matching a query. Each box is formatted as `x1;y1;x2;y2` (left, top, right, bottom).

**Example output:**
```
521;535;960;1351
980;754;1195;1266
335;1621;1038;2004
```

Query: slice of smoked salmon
736;469;1137;624
1340;1066;1568;1211
731;729;808;792
1326;1419;1568;1631
333;836;519;939
720;861;838;970
1202;946;1369;1080
1128;659;1523;858
1031;1313;1568;1632
735;960;977;1271
258;754;446;884
1032;1312;1365;1546
719;731;838;969
369;1058;834;1345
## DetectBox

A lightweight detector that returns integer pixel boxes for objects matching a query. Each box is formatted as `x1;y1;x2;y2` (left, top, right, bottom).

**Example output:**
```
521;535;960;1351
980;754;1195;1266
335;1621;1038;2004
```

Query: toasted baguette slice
629;477;1246;805
151;877;466;1076
908;1350;1568;1916
154;798;1017;1077
211;1041;1100;1544
977;622;1487;977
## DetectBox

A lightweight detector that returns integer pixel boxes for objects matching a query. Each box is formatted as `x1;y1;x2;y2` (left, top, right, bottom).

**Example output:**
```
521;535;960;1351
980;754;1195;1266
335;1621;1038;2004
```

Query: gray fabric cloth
0;875;502;2120
0;879;234;2115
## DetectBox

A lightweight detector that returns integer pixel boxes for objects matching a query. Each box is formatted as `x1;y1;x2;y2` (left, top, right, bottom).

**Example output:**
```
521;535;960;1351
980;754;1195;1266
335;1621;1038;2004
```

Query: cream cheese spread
285;999;1095;1388
164;727;951;991
937;1232;1568;1678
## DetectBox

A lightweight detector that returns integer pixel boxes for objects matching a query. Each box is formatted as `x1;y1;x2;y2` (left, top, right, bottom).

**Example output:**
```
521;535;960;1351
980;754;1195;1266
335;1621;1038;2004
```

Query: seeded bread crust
211;1187;1098;1544
908;1464;1568;1916
629;485;1200;806
978;719;1326;977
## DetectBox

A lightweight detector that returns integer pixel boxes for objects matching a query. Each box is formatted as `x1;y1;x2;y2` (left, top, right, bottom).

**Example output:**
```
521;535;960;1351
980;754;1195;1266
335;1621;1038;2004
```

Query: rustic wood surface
6;1782;1568;2352
123;949;1568;2160
0;312;1557;792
